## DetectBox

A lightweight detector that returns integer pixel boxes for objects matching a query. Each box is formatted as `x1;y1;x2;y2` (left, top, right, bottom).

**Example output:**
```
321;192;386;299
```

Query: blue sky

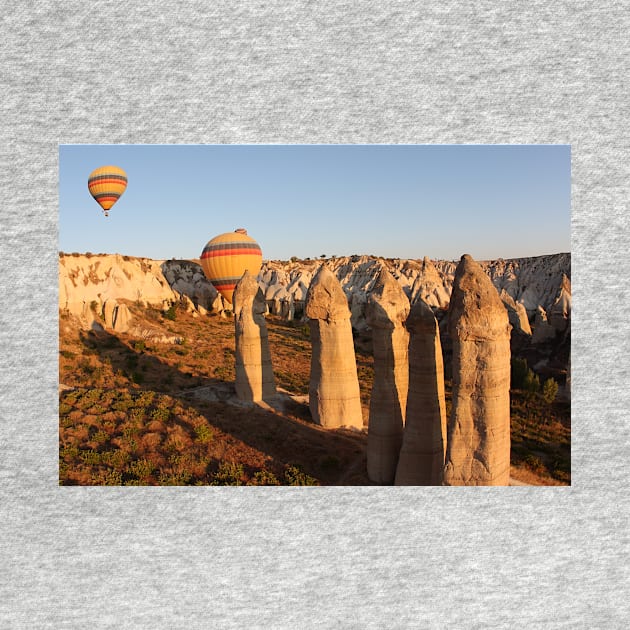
59;144;570;261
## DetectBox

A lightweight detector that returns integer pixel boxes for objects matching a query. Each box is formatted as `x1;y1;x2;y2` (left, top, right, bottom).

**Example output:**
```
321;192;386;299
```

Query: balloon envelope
88;165;127;216
200;229;263;304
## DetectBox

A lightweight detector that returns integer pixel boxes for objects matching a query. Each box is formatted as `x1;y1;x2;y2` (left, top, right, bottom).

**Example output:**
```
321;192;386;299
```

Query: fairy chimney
395;298;447;485
233;271;276;402
443;255;511;486
365;267;410;483
305;266;363;430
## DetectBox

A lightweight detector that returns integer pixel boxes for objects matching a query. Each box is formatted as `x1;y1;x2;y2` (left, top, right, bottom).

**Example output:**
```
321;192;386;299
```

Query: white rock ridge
59;254;228;329
60;252;571;339
256;253;570;333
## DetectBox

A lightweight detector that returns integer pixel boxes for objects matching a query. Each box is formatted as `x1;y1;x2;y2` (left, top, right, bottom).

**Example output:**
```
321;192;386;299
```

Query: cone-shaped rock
305;266;363;429
233;271;276;402
395;298;447;485
410;256;450;309
365;267;410;483
500;289;532;336
443;255;511;486
103;299;116;329
113;303;132;333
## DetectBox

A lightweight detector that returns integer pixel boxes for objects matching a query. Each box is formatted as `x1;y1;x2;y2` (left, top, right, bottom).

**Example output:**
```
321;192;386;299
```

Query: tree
511;357;529;389
542;378;558;404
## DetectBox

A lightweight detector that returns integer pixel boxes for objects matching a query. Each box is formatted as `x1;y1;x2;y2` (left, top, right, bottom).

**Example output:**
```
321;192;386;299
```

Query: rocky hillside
58;251;571;337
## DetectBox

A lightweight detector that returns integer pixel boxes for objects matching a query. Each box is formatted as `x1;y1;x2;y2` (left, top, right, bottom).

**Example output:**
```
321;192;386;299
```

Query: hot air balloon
87;165;127;217
200;228;263;304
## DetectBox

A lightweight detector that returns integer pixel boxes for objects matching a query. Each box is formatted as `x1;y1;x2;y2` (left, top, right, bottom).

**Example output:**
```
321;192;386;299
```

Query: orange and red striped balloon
200;229;263;304
87;165;127;217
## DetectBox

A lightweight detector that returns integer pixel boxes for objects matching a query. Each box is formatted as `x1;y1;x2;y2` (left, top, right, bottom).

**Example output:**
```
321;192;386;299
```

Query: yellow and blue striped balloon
87;165;127;217
200;229;263;304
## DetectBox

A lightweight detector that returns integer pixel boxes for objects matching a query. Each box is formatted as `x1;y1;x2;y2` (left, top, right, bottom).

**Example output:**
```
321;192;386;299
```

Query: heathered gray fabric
1;2;628;627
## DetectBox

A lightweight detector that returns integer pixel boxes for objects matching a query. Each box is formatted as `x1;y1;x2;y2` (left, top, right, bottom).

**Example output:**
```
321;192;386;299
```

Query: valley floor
59;303;570;486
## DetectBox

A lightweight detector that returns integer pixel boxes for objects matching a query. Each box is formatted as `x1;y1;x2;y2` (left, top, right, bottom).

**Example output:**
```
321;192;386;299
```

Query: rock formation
443;255;511;486
232;271;276;402
531;306;556;345
305;266;363;430
60;252;571;339
113;303;132;332
395;298;447;486
365;267;410;483
409;256;450;309
549;274;571;332
500;289;532;336
254;253;570;334
103;299;117;329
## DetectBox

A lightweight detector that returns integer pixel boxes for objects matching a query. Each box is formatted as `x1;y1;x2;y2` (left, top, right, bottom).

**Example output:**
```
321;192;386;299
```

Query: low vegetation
59;305;569;486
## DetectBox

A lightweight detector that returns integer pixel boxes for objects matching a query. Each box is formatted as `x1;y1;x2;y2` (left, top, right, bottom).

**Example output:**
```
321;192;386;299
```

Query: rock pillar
102;299;116;329
305;266;363;430
233;272;276;402
113;303;132;332
443;255;511;486
365;267;409;483
395;298;447;485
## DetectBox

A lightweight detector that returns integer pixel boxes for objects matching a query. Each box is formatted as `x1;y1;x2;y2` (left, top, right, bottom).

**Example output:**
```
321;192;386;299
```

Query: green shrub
102;450;130;470
523;453;546;475
158;471;192;485
164;304;178;321
542;378;559;404
92;430;109;445
210;461;244;486
524;370;541;396
250;470;280;485
59;402;73;415
150;405;171;422
95;470;123;485
129;458;154;480
511;358;529;389
511;357;540;398
194;424;214;444
80;449;101;465
283;464;318;486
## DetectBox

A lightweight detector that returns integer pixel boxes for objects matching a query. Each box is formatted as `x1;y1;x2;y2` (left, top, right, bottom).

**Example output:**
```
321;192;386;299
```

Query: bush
250;470;280;486
511;357;540;397
164;304;178;321
194;424;214;444
542;378;559;403
511;358;529;389
129;458;154;480
283;464;318;486
524;370;541;397
211;461;244;486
